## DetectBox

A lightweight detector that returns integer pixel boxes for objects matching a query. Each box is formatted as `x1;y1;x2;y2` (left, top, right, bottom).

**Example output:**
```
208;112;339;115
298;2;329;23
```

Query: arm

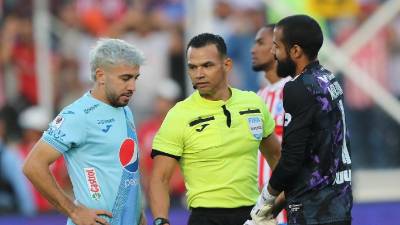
268;80;316;194
259;133;281;171
149;154;178;224
23;140;112;225
139;210;147;225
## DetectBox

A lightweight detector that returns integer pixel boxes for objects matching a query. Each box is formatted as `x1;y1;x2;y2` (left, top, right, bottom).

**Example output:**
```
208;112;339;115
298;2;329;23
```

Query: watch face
154;218;169;225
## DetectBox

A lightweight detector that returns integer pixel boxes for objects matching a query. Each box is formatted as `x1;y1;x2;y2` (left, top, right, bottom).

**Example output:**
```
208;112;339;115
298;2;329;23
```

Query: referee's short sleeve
258;95;275;138
152;108;184;157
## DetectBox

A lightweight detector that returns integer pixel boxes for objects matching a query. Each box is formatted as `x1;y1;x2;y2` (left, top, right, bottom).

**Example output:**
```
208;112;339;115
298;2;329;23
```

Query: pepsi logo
119;138;139;173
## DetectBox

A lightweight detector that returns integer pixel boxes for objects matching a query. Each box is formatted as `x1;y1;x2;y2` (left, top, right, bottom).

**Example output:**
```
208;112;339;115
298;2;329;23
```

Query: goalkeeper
246;15;352;225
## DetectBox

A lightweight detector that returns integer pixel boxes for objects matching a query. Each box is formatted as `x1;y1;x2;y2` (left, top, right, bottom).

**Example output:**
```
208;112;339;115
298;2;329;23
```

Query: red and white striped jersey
257;77;291;225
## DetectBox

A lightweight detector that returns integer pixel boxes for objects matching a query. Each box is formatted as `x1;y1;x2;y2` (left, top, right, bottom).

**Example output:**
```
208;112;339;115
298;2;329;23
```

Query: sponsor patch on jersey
119;138;139;173
247;116;263;140
52;115;64;129
84;168;102;200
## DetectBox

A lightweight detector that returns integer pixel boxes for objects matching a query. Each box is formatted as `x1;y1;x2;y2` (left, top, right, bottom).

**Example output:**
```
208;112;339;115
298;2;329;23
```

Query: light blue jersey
42;92;142;225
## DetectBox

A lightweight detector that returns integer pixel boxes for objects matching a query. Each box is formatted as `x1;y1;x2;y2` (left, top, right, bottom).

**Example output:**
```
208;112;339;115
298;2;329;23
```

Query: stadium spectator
0;109;36;216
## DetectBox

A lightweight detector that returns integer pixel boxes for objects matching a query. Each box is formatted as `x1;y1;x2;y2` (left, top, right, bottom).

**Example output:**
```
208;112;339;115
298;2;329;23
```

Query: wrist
261;186;276;204
153;217;170;225
68;200;80;220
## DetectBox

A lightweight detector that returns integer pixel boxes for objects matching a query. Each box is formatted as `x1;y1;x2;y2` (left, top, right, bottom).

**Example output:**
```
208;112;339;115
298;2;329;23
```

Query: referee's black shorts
188;206;253;225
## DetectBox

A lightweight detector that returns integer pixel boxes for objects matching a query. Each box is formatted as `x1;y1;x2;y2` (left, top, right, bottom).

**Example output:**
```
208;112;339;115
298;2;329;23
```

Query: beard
252;63;267;72
106;87;131;107
252;60;274;72
276;56;296;78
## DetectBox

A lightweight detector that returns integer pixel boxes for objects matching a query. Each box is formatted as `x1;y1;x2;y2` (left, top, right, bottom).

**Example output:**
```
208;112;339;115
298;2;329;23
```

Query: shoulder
300;65;336;96
51;95;91;128
61;94;95;116
283;77;315;115
233;88;263;103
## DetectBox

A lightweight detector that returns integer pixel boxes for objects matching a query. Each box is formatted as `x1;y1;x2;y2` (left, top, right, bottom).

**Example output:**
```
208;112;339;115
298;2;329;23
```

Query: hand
243;218;276;225
251;185;276;217
250;185;277;224
251;204;276;225
244;219;256;225
70;203;112;225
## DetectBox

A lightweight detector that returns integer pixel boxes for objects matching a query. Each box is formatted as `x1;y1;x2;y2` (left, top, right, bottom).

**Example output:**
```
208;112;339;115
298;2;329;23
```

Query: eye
120;75;133;81
204;62;213;68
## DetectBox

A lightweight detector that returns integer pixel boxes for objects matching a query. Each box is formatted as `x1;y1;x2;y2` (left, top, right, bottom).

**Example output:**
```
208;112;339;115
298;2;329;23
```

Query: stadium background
0;0;399;224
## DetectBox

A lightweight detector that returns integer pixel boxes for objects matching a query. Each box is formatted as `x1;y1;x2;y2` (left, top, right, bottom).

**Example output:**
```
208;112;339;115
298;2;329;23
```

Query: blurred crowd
0;0;400;218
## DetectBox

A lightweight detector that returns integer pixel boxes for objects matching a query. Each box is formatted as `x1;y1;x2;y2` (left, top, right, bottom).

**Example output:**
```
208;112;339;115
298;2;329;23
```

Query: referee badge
247;116;263;140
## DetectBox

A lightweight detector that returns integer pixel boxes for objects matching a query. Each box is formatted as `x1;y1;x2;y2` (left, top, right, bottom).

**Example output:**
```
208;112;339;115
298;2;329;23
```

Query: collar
193;87;235;108
293;60;320;80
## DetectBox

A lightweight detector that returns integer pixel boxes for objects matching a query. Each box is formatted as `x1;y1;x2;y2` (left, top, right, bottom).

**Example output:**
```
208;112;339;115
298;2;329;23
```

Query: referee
149;33;282;225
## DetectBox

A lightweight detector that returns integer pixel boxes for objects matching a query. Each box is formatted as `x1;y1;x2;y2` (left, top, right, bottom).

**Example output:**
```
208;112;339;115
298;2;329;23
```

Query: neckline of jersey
85;91;124;111
193;87;235;108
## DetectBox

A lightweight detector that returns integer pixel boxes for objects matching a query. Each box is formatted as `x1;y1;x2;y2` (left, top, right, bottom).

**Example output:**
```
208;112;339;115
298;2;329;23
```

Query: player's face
251;27;275;72
272;27;297;78
103;64;140;107
187;44;232;99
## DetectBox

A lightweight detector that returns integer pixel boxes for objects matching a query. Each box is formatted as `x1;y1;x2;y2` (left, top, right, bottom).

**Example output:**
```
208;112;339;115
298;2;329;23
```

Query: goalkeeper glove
250;185;277;224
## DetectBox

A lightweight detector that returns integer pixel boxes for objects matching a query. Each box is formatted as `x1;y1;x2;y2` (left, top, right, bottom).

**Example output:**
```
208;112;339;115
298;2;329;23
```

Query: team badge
247;116;263;140
119;138;139;173
52;115;64;129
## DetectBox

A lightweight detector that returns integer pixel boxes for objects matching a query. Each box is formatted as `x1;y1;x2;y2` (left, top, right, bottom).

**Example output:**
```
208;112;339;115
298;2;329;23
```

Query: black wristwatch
153;217;170;225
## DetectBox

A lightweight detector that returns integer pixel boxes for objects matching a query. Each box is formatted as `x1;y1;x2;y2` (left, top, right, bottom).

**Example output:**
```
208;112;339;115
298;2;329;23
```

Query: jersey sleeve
152;107;184;157
42;109;87;154
258;95;275;138
269;80;318;192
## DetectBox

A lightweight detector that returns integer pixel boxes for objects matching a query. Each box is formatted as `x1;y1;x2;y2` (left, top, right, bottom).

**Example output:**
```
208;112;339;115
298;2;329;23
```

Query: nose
194;67;205;79
270;45;276;55
251;44;256;55
127;78;136;92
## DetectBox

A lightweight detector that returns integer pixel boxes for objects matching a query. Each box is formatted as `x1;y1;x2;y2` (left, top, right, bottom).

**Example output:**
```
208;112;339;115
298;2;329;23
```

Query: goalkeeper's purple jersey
269;61;352;224
42;92;142;225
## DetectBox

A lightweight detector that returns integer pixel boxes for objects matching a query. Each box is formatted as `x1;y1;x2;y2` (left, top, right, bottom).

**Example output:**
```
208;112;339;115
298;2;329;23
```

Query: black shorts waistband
190;205;253;214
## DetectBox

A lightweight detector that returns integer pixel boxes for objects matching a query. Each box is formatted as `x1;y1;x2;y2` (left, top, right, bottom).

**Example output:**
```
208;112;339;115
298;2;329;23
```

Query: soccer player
251;24;290;225
149;33;281;225
23;38;146;225
250;15;353;225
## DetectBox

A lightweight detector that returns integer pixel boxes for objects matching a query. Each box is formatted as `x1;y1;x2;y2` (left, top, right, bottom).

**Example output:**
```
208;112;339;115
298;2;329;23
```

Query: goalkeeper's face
103;64;140;107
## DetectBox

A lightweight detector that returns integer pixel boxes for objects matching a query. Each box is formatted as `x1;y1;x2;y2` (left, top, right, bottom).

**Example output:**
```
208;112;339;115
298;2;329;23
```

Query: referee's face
187;44;232;100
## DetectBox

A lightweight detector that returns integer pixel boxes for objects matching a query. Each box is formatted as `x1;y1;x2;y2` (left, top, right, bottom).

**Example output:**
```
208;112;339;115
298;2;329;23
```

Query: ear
223;57;233;73
290;44;303;59
95;68;105;85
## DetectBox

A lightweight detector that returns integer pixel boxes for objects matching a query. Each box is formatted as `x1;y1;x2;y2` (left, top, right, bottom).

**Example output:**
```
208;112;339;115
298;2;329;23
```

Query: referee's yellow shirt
152;88;275;208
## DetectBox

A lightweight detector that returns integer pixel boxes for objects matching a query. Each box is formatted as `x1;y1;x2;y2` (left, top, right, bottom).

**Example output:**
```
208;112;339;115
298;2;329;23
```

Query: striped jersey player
251;24;290;225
